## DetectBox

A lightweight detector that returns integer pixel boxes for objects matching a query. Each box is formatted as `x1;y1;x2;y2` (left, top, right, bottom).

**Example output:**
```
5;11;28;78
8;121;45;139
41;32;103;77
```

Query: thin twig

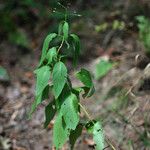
79;103;117;150
57;37;65;54
78;102;93;121
105;137;117;150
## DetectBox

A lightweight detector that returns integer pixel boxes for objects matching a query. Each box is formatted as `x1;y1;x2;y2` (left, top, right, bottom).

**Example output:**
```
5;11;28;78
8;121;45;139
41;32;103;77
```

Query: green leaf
60;93;79;130
93;121;105;150
53;112;69;149
70;34;80;66
76;69;95;98
72;87;83;98
0;66;9;81
69;124;83;149
52;61;67;98
76;69;93;88
86;121;105;150
136;16;150;53
39;33;57;66
29;85;50;118
58;21;64;35
95;59;114;80
29;66;50;116
82;85;95;98
63;21;69;40
8;30;29;47
46;47;57;65
55;84;71;110
34;66;50;96
65;40;70;49
44;100;56;128
85;120;95;133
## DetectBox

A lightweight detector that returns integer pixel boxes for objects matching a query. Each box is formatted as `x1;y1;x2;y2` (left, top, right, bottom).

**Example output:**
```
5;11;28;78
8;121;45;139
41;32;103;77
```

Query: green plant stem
57;2;67;21
78;102;92;121
79;103;116;150
57;37;65;54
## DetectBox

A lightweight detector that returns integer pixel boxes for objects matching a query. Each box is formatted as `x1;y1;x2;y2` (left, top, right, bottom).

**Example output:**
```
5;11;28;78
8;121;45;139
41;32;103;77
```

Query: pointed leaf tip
52;61;67;98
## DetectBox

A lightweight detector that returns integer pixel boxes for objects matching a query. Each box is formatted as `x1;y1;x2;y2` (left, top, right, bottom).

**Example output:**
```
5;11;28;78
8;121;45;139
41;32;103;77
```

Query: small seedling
95;20;125;33
136;16;150;54
0;66;9;81
95;58;114;80
29;9;105;150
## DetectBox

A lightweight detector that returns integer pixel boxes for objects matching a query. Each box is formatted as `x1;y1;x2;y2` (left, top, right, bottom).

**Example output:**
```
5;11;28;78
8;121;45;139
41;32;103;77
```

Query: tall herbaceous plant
29;3;105;150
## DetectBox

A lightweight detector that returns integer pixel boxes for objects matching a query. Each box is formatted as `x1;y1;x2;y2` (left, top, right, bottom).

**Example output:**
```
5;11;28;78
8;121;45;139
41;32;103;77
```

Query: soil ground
0;1;150;150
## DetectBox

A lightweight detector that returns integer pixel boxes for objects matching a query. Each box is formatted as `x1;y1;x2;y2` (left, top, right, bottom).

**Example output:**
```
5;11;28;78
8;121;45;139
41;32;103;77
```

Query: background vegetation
0;0;150;149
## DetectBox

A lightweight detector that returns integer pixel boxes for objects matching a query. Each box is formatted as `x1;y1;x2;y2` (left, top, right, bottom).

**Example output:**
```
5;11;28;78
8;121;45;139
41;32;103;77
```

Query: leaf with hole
93;121;105;150
85;120;96;134
52;61;67;98
86;121;104;150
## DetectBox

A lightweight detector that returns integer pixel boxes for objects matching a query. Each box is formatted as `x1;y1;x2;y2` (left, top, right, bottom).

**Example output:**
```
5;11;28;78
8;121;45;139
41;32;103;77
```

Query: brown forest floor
0;1;150;150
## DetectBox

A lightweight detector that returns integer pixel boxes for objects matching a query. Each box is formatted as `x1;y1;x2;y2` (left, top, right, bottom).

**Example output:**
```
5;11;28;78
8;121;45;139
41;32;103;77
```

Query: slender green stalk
57;37;65;54
78;102;92;121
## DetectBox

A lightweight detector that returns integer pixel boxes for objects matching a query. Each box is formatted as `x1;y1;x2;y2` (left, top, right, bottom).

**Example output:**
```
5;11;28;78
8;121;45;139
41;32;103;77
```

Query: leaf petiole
78;102;93;121
57;36;65;54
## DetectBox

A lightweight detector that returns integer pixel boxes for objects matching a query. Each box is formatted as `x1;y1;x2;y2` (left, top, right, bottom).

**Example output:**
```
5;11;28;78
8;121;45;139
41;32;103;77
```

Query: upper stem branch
57;37;65;54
